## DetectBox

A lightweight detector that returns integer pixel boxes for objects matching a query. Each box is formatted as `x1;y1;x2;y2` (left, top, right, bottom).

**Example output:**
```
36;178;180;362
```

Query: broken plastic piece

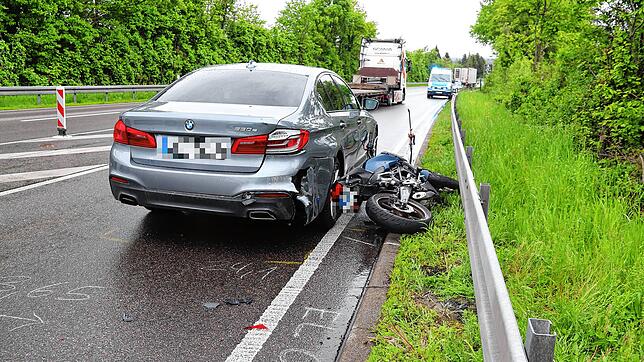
244;323;268;330
122;312;134;322
225;299;240;305
239;297;253;305
203;302;220;310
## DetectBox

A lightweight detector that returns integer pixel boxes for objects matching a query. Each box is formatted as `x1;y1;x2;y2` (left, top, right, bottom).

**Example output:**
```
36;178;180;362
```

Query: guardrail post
525;318;556;362
37;94;41;105
479;183;490;220
460;129;466;145
466;146;473;167
104;91;108;102
132;91;136;100
73;92;77;103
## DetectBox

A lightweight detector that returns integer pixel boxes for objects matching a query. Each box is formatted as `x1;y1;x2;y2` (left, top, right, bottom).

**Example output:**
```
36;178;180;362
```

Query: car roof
199;63;328;77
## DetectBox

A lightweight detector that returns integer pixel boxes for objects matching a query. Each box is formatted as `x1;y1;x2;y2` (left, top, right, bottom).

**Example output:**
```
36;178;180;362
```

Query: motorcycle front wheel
366;193;432;234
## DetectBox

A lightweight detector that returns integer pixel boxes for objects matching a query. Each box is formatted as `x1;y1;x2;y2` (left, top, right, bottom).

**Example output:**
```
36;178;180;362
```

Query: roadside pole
56;86;67;136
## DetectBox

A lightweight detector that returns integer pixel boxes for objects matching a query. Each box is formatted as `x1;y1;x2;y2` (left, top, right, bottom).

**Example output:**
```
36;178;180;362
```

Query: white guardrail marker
56;86;66;136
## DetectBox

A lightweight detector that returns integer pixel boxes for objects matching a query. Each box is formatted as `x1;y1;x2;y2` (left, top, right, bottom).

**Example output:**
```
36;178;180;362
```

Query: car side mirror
363;98;379;111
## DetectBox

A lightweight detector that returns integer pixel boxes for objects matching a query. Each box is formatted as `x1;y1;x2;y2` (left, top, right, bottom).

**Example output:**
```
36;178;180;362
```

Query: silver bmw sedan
108;62;379;228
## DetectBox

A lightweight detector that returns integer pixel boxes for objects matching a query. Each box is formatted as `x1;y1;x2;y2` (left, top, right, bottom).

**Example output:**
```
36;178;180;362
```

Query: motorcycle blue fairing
363;152;403;173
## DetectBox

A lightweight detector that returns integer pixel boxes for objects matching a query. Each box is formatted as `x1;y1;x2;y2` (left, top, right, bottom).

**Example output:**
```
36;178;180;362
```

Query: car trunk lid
124;101;297;173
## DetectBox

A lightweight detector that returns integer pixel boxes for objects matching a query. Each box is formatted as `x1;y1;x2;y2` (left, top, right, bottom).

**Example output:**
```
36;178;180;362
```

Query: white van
427;67;453;98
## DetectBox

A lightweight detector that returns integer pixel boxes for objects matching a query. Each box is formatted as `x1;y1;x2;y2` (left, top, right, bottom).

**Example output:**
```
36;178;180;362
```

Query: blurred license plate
157;135;231;160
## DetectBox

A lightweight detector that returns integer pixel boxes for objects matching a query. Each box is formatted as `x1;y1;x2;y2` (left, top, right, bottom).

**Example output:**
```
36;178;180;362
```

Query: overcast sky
246;0;494;59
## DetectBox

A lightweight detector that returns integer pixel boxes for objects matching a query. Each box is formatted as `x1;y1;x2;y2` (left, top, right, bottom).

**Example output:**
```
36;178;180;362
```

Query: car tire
317;159;342;230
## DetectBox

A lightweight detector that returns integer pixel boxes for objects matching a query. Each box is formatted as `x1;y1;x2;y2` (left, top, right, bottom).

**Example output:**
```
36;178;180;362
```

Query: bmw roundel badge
184;119;195;131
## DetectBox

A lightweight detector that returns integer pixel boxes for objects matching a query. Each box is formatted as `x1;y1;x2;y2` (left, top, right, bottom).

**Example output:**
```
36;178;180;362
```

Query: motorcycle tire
427;172;459;191
366;193;432;234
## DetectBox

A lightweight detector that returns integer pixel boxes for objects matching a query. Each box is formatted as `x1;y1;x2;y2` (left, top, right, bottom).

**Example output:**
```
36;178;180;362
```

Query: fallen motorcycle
336;109;459;234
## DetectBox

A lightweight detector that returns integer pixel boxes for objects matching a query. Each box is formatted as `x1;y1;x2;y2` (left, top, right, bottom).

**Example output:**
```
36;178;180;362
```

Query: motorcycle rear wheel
366;193;432;234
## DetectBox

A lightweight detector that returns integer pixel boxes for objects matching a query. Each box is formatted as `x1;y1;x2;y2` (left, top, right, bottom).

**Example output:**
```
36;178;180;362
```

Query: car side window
331;75;360;111
316;74;344;112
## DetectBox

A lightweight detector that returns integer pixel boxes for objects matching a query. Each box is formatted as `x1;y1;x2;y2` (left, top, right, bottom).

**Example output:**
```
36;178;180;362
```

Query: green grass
370;91;644;361
0;91;158;110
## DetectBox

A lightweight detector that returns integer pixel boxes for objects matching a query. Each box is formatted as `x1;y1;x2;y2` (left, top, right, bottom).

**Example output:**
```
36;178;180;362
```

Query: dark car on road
109;63;379;228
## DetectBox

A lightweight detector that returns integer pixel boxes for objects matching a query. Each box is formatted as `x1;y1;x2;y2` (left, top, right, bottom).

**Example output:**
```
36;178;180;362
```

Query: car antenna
408;109;415;164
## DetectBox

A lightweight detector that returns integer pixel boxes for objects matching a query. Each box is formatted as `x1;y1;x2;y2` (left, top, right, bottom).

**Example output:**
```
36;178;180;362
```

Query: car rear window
156;69;308;107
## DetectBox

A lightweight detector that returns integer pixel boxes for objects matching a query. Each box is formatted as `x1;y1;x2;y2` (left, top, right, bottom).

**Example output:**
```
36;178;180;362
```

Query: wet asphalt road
0;87;446;361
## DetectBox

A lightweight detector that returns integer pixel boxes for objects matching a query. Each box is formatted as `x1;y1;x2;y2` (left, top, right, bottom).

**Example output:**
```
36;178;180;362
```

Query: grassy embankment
370;91;643;361
0;92;158;111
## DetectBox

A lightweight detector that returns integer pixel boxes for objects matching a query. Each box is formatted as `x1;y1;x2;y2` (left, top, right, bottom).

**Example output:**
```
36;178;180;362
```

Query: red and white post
56;86;66;136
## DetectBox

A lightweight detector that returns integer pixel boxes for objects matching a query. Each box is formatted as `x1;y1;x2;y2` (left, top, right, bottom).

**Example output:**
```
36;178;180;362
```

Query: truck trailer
349;38;410;106
453;67;478;87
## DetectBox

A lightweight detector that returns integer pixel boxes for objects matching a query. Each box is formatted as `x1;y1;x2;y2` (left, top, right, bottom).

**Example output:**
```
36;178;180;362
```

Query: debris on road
203;302;220;310
244;323;268;330
225;297;253;306
122;313;134;322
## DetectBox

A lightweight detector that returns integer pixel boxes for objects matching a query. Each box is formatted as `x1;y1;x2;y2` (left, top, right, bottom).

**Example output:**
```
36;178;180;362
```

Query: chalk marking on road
0;145;111;160
19;111;122;123
266;260;303;266
225;214;352;362
0;164;108;197
0;165;104;183
344;236;374;246
384;241;401;246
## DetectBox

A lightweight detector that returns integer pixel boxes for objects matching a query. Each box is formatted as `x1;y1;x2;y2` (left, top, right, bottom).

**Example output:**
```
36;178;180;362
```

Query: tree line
472;0;643;158
0;0;375;86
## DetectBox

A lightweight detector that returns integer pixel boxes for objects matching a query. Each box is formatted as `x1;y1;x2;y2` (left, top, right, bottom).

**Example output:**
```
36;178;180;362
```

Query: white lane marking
0;146;111;160
0;133;112;146
392;101;443;155
0;165;108;197
71;128;113;136
20;111;122;123
225;214;353;362
0;165;104;183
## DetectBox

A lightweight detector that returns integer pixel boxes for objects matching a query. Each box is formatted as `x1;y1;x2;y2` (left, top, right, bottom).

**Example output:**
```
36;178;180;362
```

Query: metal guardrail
450;94;556;361
0;85;167;103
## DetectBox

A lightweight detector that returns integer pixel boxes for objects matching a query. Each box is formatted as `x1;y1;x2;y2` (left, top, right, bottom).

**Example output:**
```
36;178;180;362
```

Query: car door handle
339;121;346;129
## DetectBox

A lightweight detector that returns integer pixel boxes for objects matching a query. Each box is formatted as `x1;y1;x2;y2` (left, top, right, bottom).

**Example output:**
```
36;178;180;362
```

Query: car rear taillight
232;129;309;155
231;134;269;154
113;119;156;148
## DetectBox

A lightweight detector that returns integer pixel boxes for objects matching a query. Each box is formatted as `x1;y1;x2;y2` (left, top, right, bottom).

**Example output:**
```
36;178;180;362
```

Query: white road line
71;128;113;136
225;214;353;362
0;165;108;197
0;145;111;160
0;133;112;146
0;165;104;183
20;111;122;123
392;101;444;156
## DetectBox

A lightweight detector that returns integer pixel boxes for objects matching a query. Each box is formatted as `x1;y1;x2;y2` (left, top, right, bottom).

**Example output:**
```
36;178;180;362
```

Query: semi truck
349;38;410;106
453;67;478;87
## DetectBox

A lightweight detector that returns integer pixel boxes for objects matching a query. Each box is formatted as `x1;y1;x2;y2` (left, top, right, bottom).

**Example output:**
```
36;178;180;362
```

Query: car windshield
430;74;451;82
156;69;308;107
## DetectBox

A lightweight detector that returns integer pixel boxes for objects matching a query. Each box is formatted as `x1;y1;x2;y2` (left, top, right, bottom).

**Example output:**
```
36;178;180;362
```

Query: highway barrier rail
0;85;167;104
450;94;556;362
